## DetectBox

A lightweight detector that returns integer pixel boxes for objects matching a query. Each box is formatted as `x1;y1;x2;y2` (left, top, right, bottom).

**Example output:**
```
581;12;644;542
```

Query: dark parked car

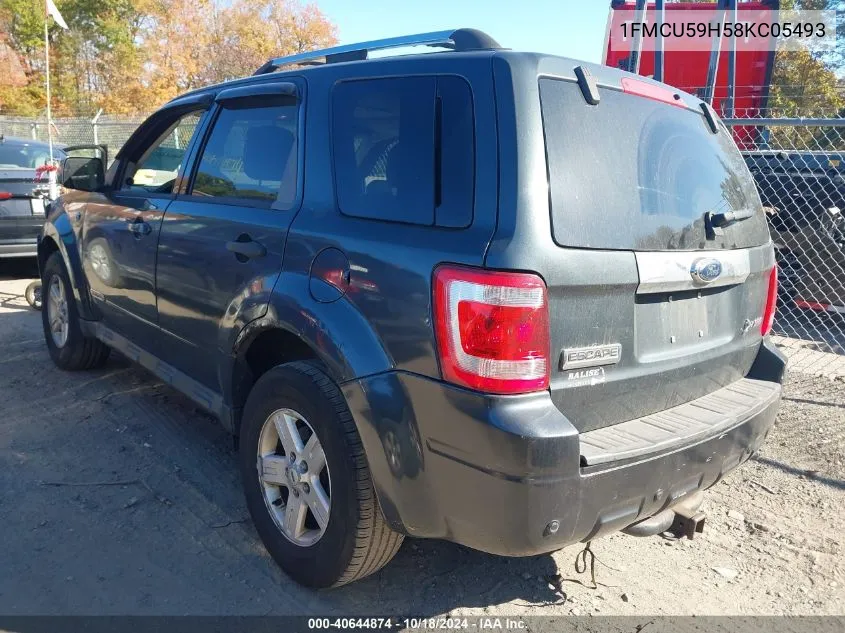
0;136;67;259
38;29;785;588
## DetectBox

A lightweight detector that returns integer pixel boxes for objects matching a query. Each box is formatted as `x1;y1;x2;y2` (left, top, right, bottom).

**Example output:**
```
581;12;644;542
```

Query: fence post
31;122;38;140
91;108;103;146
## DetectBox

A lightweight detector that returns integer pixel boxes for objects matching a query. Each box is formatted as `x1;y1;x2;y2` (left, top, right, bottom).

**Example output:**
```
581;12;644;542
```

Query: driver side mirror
62;156;105;192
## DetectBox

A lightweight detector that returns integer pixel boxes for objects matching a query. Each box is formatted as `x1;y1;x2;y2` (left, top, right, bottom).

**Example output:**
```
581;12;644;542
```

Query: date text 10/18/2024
308;617;528;630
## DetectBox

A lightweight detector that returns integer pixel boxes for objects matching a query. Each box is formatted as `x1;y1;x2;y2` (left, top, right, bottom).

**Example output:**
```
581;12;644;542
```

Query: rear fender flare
225;271;394;413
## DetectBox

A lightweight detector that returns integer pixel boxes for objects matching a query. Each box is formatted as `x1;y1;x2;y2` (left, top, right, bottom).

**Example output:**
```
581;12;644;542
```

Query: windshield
539;78;771;250
0;143;63;169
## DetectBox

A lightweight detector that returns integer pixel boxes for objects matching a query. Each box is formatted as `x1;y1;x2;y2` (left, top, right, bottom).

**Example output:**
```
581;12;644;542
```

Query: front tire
41;252;110;370
239;361;403;588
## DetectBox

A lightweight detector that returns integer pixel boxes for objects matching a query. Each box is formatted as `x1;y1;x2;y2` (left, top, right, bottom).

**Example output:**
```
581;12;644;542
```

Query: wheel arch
225;291;394;434
229;323;322;416
38;211;97;320
225;303;403;537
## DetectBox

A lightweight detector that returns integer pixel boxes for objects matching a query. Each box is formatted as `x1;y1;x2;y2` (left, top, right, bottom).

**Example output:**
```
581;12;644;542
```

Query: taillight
761;267;778;336
621;77;685;109
433;265;550;395
0;192;12;200
795;300;828;311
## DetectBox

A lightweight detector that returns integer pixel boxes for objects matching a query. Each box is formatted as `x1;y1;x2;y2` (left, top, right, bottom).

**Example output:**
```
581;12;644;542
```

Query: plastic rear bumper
343;339;786;556
0;238;38;258
0;216;41;258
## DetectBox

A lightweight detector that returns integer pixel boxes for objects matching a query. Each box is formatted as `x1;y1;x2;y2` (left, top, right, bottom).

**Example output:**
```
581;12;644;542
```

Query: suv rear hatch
0;168;46;241
535;74;775;433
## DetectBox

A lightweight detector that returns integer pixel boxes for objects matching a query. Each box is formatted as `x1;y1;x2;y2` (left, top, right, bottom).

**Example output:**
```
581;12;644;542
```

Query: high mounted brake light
433;265;550;395
761;267;778;336
621;77;685;109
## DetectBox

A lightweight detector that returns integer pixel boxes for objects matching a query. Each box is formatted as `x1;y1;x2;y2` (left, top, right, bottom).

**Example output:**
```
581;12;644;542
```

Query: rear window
539;78;770;250
0;143;59;169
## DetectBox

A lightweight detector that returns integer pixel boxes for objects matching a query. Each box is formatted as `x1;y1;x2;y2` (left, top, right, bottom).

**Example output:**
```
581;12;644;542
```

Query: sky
316;0;609;63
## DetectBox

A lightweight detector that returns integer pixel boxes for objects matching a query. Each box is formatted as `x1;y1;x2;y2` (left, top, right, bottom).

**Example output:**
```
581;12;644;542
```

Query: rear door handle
128;218;152;237
226;236;266;260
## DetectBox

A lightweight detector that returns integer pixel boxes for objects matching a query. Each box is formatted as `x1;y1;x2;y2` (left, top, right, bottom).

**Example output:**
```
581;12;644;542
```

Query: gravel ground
0;261;843;617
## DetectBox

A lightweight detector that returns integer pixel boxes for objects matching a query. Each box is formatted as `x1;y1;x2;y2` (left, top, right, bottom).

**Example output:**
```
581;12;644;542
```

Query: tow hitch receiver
622;491;707;539
670;505;706;540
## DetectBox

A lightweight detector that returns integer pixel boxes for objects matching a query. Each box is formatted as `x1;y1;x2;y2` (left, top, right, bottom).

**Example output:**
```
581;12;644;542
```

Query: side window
332;77;436;225
190;101;298;206
331;76;475;227
123;111;203;193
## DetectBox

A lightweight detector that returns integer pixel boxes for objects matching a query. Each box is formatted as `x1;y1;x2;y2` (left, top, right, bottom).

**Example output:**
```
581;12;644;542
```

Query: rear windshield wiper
704;209;757;240
708;208;757;228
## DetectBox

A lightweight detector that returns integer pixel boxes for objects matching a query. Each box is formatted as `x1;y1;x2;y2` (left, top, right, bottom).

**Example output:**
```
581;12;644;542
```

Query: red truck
604;0;778;147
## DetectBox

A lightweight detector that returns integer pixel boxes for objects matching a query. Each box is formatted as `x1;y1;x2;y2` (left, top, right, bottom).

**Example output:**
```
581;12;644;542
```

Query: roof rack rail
253;28;500;75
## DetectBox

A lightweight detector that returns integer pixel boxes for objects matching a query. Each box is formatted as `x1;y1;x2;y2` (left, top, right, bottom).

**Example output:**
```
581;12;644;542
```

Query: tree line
1;0;842;120
0;0;337;116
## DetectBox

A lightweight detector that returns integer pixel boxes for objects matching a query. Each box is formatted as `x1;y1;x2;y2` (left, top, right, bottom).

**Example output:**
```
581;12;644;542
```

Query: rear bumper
343;340;786;556
0;215;42;258
0;238;38;258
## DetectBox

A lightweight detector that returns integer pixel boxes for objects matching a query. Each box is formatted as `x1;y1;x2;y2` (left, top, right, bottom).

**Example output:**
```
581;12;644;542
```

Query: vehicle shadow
782;396;845;410
0;289;30;311
0;319;571;615
325;540;571;615
751;455;845;492
0;258;39;281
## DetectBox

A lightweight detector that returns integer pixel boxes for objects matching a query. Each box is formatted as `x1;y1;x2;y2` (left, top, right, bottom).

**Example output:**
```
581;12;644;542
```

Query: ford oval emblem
691;258;723;284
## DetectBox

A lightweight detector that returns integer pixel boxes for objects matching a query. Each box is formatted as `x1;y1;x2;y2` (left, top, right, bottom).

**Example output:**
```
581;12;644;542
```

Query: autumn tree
671;0;844;116
211;0;337;83
0;0;337;115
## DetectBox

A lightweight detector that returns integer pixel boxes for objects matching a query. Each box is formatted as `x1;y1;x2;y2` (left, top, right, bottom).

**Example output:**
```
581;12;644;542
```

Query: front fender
38;195;97;320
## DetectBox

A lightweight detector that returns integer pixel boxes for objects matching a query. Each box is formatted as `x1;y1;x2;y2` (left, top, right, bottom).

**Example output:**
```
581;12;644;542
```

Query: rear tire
25;280;42;310
239;360;403;588
41;252;110;371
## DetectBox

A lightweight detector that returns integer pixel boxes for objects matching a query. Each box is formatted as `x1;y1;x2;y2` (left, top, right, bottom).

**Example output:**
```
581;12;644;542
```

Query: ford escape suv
37;28;785;588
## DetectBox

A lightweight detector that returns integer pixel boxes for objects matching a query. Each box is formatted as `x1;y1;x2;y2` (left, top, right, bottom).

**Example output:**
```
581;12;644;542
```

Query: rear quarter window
331;75;475;227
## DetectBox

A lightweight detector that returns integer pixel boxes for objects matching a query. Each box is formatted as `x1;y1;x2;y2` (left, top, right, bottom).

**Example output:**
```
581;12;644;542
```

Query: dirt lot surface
1;261;843;617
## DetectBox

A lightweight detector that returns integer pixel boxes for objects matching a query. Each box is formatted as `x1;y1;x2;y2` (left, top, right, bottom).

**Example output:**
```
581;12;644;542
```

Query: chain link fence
2;107;843;382
721;110;845;382
0;115;146;158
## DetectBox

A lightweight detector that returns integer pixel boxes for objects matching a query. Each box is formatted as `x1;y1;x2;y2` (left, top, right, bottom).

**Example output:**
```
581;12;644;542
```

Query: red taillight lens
0;192;12;200
621;77;685;109
761;267;778;336
433;265;550;395
795;300;828;311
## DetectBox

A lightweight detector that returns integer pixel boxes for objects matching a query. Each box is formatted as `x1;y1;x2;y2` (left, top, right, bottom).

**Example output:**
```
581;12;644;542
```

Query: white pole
44;17;58;199
44;20;53;163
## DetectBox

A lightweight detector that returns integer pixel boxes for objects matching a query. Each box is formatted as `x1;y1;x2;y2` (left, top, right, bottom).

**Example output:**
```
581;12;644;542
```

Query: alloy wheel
46;275;69;348
257;408;331;547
